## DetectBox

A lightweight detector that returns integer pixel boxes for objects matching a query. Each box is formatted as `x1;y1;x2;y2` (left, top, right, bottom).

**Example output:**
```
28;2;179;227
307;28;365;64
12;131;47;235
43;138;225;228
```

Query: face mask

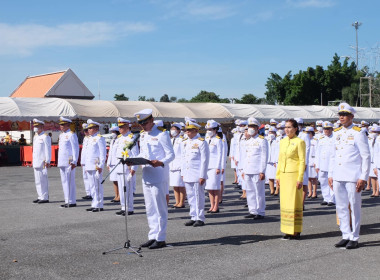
268;134;275;141
248;128;256;136
170;130;178;137
206;130;214;137
111;133;117;139
264;130;268;136
33;127;39;133
278;130;285;136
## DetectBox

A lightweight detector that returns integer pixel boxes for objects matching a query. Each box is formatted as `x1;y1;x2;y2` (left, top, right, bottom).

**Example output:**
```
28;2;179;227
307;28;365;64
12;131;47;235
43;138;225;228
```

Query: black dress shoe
253;215;264;220
115;210;125;215
60;204;68;208
193;220;205;227
141;239;156;247
335;239;350;248
274;193;278;196
38;200;49;204
211;209;219;214
290;233;301;240
67;204;77;207
327;202;336;206
92;208;104;212
86;208;95;211
281;234;291;240
185;220;196;226
33;199;40;203
175;205;185;208
206;210;212;213
171;205;177;208
127;211;134;215
82;195;92;200
320;201;328;205
244;204;248;208
244;214;256;219
149;241;166;249
62;204;77;208
346;240;359;249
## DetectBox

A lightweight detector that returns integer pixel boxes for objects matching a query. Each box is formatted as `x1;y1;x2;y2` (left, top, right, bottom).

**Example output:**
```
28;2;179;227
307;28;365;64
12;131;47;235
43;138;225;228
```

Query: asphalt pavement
1;165;380;280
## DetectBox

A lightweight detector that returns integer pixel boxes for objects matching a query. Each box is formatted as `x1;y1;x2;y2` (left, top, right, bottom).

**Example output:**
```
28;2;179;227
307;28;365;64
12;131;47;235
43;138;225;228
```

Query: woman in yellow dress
276;119;306;240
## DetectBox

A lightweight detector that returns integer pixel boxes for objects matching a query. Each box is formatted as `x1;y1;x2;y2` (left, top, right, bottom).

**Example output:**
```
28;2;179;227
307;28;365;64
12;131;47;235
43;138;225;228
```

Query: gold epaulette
158;127;166;132
259;135;264;139
180;135;184;139
70;131;74;134
44;133;48;136
334;127;342;132
216;135;221;139
140;130;145;134
98;134;103;137
128;133;134;138
198;137;204;141
117;134;122;138
353;126;361;132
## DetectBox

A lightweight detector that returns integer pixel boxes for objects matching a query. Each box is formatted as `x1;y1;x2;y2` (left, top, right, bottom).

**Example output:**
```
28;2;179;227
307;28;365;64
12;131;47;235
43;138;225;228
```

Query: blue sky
0;0;379;101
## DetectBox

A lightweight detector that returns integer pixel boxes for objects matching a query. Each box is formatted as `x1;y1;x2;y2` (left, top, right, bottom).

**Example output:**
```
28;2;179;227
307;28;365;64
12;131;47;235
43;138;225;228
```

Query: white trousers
238;169;246;190
184;182;205;222
319;171;335;203
333;181;361;241
59;167;76;204
143;182;168;242
87;170;103;208
34;168;49;200
82;166;91;196
117;173;135;211
245;174;266;216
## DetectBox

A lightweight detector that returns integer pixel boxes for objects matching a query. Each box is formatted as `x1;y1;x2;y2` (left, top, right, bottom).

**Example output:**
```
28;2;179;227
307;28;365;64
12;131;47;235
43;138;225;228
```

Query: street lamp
352;21;362;70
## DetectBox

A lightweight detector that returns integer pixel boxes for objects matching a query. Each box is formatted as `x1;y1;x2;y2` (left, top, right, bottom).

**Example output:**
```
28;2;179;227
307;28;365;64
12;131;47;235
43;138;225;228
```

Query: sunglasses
338;112;351;116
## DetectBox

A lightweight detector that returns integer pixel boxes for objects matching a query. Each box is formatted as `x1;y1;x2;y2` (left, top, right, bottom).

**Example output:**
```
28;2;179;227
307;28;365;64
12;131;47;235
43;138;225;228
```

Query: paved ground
1;165;380;280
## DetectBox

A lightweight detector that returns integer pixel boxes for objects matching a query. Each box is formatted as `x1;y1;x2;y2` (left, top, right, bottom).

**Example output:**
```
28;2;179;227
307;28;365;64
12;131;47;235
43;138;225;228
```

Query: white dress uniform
235;127;247;190
328;123;370;242
315;132;335;203
368;133;377;178
32;129;51;201
84;129;106;209
373;132;380;175
169;135;185;187
298;130;310;185
81;135;91;197
138;124;174;242
181;134;209;222
107;136;119;182
114;132;139;212
205;134;222;190
58;126;79;205
220;134;228;183
241;133;268;216
308;137;318;178
229;131;238;169
266;134;278;180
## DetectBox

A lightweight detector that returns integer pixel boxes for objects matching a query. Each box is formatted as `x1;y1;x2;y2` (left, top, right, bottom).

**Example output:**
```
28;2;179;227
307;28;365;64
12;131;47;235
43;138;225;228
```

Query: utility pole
352;21;362;70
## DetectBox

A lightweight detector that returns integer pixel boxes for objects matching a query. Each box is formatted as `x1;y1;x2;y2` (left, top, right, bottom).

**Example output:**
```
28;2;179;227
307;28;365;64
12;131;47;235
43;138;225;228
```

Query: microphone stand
102;157;142;257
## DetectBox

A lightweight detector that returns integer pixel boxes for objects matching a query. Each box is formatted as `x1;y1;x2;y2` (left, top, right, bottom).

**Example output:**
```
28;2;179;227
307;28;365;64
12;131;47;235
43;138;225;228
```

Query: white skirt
231;159;236;169
369;163;377;177
109;165;118;181
205;169;221;190
266;163;276;180
308;165;317;179
169;170;185;187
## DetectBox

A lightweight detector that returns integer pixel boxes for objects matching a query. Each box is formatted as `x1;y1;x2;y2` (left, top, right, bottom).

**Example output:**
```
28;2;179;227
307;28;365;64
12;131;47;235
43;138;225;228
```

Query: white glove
95;171;100;179
127;173;133;182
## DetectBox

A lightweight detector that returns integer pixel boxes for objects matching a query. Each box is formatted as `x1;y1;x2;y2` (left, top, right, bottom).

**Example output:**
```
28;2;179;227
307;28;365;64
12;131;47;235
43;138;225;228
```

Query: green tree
177;98;188;103
138;96;146;101
114;93;129;101
146;97;156;102
190;90;229;103
170;96;177;102
160;94;170;102
236;94;260;104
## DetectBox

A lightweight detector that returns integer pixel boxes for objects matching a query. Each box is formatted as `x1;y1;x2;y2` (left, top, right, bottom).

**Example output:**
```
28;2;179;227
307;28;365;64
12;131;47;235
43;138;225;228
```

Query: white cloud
286;0;335;8
0;21;155;56
245;11;274;24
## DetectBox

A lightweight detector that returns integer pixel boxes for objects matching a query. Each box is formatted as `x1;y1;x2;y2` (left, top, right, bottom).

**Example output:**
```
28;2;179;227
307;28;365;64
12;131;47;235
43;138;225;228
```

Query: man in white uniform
181;119;209;226
315;121;335;206
80;123;92;200
134;109;174;250
84;119;107;212
328;103;370;249
295;118;310;204
114;118;139;216
241;117;268;219
58;117;79;208
32;119;51;204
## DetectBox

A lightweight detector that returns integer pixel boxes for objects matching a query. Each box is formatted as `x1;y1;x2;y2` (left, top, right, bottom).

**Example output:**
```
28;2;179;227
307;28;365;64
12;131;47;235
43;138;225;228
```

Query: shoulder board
259;135;264;139
180;135;184;139
320;135;325;139
70;131;74;134
182;138;188;142
140;130;145;134
216;136;221;139
157;127;166;132
117;134;122;138
198;137;204;141
334;127;342;132
353;126;361;132
98;134;103;137
44;133;48;136
128;133;134;138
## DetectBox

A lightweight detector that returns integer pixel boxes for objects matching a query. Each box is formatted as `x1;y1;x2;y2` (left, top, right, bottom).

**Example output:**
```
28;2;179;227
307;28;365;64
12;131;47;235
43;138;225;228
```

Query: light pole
352;21;362;70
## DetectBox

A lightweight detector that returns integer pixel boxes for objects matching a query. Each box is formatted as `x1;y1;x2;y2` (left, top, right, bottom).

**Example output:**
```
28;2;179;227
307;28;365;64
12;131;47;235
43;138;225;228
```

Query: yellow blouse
276;136;306;182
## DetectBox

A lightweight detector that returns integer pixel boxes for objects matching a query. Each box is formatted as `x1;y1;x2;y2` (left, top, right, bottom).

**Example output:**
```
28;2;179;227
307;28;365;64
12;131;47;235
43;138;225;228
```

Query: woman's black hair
285;119;299;136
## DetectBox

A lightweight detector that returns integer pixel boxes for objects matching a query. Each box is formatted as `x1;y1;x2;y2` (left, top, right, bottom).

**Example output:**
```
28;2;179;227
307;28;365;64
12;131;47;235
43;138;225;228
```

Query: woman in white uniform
368;126;379;197
169;123;186;208
305;126;318;199
217;127;228;204
205;120;223;213
106;126;120;202
266;127;278;195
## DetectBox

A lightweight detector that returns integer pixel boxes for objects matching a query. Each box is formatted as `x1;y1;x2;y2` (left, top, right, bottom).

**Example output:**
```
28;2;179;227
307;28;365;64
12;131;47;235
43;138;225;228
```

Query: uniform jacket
84;132;106;171
32;131;51;168
114;132;140;173
276;136;306;182
181;135;209;182
106;137;118;167
58;129;79;167
315;134;334;172
328;125;370;182
205;135;222;170
298;131;310;166
169;135;183;171
80;136;89;166
138;125;175;184
241;134;268;175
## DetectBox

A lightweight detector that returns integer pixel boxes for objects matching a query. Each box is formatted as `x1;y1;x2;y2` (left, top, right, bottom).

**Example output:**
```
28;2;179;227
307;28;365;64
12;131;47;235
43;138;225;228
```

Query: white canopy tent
1;97;380;123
